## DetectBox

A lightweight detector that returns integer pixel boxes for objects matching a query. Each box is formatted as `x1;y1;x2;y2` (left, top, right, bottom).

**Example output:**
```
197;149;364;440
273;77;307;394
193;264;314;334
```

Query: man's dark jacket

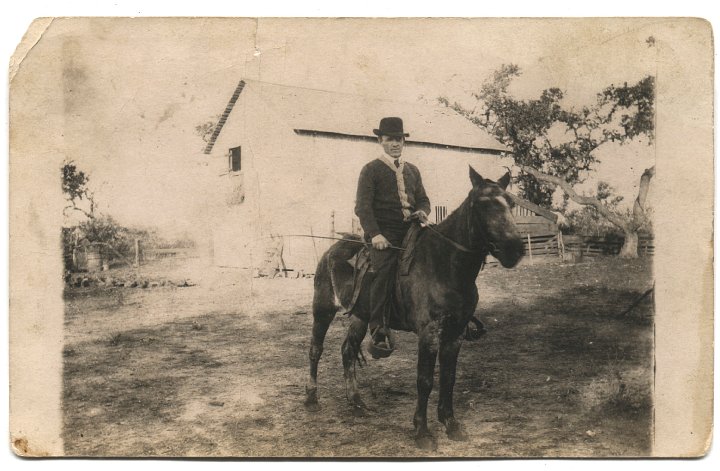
354;159;431;243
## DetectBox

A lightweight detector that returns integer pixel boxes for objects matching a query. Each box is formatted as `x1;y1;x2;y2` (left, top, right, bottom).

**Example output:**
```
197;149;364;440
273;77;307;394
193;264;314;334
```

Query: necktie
394;160;400;169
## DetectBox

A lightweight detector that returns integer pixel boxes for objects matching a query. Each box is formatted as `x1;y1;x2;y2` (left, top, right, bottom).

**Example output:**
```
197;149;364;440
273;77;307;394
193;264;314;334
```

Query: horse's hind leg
341;314;369;415
304;300;337;412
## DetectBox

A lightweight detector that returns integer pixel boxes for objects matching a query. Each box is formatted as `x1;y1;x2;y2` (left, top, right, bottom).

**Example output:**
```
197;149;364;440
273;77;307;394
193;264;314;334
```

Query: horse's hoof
446;424;469;441
441;417;469;441
415;434;438;451
464;319;487;341
351;405;366;417
348;392;369;409
304;387;320;411
348;395;368;417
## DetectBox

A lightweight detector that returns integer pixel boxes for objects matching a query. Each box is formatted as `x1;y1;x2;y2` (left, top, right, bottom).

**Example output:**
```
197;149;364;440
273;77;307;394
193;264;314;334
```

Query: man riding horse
305;116;524;450
354;117;430;356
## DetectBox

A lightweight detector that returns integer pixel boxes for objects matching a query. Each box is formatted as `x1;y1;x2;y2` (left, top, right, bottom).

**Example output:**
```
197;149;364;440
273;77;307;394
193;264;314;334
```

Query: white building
201;79;522;273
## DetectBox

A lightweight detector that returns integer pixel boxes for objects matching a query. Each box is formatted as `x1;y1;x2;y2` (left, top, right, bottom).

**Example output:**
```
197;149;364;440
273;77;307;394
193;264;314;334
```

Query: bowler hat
373;117;409;138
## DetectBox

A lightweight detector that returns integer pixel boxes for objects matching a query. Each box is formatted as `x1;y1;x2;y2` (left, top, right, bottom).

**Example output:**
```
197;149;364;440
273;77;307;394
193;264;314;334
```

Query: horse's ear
497;171;511;190
469;166;485;188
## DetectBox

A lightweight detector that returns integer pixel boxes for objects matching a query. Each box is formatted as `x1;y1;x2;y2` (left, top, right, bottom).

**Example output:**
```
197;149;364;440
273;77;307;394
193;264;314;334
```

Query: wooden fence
67;241;198;272
523;233;562;257
143;247;198;260
562;235;654;257
519;232;654;261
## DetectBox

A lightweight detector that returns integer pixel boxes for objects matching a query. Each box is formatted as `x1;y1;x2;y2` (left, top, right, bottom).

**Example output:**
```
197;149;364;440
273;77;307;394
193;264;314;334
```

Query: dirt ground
63;255;654;457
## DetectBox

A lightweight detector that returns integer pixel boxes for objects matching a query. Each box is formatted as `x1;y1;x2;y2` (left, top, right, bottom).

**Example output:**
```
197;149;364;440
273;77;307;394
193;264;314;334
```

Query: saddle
344;223;487;358
345;223;422;321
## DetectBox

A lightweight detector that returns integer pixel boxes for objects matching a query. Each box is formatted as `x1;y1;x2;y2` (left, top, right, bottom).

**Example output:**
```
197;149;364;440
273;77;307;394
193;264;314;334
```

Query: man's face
379;135;404;158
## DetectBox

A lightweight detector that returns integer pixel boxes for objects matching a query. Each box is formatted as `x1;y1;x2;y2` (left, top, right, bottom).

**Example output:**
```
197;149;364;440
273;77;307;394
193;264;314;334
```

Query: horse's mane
433;195;470;237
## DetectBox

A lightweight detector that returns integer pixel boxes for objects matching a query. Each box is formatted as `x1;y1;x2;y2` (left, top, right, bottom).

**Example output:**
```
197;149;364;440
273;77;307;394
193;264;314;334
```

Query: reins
278;234;406;251
283;227;481;256
422;223;477;254
278;196;494;258
422;197;493;257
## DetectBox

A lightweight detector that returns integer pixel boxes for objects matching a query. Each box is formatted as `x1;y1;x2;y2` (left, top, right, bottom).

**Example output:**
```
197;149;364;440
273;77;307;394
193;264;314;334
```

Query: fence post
558;231;564;259
527;233;533;264
309;226;319;268
134;239;140;267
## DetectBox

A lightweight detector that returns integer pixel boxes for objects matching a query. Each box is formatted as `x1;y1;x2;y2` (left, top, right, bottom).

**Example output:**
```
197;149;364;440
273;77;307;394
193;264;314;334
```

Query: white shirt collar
380;152;403;171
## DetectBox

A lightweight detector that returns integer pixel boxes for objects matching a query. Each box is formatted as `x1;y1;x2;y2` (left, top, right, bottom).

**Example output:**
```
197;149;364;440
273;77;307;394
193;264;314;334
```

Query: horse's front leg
438;333;469;441
341;314;369;416
413;321;439;451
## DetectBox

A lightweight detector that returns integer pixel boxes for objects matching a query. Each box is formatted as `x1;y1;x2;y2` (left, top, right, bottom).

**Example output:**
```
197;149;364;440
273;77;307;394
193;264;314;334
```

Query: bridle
424;194;497;258
424;222;478;254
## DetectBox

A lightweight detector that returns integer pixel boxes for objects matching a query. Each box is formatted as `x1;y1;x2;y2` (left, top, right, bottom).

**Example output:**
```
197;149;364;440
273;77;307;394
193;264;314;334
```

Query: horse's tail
313;234;364;310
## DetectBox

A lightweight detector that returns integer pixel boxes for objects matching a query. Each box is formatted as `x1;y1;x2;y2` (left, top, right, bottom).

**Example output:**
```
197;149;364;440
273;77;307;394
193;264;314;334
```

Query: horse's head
467;166;525;268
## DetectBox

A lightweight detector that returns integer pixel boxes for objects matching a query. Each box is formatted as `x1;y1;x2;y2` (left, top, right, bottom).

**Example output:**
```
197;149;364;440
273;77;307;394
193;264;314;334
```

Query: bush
63;216;196;268
564;207;629;238
63;216;149;264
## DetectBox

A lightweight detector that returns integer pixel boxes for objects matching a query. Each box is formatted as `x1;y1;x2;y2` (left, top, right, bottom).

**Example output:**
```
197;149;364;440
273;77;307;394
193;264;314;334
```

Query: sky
15;17;666;237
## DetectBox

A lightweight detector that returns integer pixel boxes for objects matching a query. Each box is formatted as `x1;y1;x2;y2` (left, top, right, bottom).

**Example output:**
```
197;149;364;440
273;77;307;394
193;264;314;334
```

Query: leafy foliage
62;161;95;217
62;162;89;201
63;216;146;263
61;161;197;269
564;182;630;237
194;114;221;149
78;216;135;251
63;215;195;267
440;65;655;207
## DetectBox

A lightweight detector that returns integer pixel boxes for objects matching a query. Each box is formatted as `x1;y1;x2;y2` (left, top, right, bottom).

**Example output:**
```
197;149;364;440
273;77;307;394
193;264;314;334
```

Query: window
228;146;241;172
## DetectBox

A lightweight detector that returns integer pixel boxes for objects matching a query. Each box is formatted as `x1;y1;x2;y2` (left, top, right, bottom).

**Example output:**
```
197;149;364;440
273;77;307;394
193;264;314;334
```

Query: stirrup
367;326;396;359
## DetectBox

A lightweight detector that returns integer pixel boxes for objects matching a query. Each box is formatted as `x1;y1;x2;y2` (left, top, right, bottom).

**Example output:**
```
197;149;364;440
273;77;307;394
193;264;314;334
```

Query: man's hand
410;210;429;225
371;234;391;250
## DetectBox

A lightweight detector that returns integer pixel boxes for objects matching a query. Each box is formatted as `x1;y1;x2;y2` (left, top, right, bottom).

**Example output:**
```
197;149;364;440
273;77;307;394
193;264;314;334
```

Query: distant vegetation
441;61;656;257
562;182;652;239
62;161;195;270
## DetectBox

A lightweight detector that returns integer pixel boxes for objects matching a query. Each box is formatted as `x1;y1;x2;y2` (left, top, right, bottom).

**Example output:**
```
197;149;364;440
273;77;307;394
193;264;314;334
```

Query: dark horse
305;167;525;450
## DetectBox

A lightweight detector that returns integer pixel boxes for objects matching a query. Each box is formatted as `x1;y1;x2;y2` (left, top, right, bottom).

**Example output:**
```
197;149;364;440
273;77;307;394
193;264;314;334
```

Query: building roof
203;79;509;155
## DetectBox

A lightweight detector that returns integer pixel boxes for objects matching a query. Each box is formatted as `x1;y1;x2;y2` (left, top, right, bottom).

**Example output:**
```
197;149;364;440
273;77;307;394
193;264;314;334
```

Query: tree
62;161;95;219
194;114;221;150
61;161;185;270
565;182;627;237
440;65;655;257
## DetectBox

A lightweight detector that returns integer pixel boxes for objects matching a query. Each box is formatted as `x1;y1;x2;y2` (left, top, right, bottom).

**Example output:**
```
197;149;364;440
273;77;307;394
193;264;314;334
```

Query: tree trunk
518;164;655;259
621;166;655;258
619;230;639;258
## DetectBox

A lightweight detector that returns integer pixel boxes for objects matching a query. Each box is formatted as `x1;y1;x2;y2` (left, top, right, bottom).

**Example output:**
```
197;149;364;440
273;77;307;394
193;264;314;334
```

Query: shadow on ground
63;257;653;457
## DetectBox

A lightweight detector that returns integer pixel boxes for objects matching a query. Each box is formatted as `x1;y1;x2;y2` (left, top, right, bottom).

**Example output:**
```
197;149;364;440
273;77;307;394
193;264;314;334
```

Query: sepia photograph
7;16;713;459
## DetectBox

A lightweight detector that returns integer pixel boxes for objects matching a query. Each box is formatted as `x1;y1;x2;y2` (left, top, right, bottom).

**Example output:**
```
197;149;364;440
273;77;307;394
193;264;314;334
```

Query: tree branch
518;165;629;230
506;193;559;223
63;203;95;220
